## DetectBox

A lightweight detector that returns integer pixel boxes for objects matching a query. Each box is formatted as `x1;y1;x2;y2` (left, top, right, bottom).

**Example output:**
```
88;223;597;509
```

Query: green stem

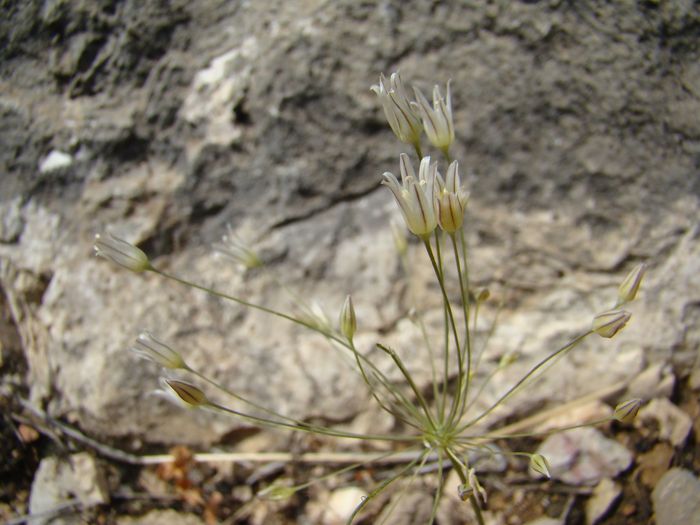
400;248;443;426
413;141;424;160
208;402;417;443
460;416;615;441
447;233;472;427
457;331;592;432
349;340;426;430
346;450;429;525
153;268;348;348
445;448;485;525
423;239;462;420
377;344;437;431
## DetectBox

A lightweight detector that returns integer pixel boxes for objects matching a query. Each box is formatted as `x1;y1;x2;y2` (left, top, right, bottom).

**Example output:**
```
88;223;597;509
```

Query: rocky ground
1;0;699;524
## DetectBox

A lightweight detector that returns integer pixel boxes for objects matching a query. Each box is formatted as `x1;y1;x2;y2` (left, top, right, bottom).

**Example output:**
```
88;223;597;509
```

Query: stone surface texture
652;468;700;525
28;452;108;525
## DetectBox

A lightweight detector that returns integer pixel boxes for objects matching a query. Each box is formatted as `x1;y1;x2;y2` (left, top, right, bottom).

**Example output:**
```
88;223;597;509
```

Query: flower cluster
371;72;454;159
91;70;649;525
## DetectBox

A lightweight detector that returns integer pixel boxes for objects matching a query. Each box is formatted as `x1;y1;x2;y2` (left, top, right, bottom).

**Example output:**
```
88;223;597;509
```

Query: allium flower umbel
413;81;454;155
382;154;437;239
371;72;423;148
435;160;468;233
94;233;152;273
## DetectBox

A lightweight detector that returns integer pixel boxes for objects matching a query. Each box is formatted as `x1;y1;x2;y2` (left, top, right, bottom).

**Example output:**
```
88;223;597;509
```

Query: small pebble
652;468;700;525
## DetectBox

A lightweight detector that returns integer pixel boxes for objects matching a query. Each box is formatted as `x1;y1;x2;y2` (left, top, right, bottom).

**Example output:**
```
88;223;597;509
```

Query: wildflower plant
94;73;648;524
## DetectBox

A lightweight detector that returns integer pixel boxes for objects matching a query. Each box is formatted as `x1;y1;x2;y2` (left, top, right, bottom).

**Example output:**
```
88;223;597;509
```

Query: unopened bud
339;295;357;342
477;289;490;303
160;378;208;408
613;398;642;423
131;332;187;369
592;309;631;338
529;454;551;479
616;263;646;306
94;233;152;272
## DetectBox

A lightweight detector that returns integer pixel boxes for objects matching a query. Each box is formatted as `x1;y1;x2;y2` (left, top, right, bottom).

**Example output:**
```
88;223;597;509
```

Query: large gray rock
0;0;698;459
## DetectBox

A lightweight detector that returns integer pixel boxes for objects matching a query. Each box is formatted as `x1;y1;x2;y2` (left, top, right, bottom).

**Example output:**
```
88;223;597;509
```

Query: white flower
413;81;454;153
213;225;262;269
94;233;152;273
130;332;188;369
382;154;438;239
434;160;468;233
371;72;423;147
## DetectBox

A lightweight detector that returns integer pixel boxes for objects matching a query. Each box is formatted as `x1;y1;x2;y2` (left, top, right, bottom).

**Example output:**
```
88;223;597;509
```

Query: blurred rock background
1;1;699;524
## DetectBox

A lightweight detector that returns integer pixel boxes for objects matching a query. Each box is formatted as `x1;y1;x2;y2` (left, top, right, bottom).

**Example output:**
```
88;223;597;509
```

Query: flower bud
592;309;632;338
160;378;209;408
339;295;357;342
476;289;490;303
94;233;152;273
529;454;551;479
130;332;187;369
616;263;646;306
613;398;642;423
